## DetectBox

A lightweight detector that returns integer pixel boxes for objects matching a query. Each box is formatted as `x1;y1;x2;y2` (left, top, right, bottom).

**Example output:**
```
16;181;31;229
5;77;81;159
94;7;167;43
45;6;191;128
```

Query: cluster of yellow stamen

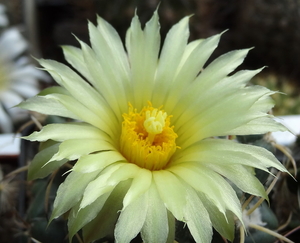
120;102;178;171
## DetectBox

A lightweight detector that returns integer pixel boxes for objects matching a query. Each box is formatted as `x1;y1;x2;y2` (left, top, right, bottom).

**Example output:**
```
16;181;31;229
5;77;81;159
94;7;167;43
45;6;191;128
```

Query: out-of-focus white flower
0;4;8;27
0;27;49;133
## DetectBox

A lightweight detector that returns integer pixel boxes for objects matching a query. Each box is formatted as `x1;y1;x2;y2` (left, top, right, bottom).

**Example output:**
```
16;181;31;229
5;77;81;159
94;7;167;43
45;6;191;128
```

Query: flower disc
120;103;178;170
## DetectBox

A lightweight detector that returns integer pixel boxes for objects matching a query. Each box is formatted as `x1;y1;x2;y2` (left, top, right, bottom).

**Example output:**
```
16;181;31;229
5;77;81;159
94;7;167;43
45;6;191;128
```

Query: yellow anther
120;102;178;171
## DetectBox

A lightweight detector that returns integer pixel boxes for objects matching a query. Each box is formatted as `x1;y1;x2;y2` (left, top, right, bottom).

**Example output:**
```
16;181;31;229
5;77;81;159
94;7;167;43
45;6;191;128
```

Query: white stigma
144;109;167;135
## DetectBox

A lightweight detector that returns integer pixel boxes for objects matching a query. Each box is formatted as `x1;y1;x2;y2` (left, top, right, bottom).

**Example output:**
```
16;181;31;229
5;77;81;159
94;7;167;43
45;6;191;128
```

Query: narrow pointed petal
142;9;160;100
78;39;127;116
88;22;130;113
16;87;80;120
177;88;277;147
50;170;99;221
141;183;169;243
28;142;67;180
206;163;268;199
184;185;212;243
165;33;223;112
24;123;110;142
153;170;186;220
168;163;242;222
105;163;141;186
95;15;130;79
126;10;160;108
198;191;235;241
227;116;287;135
122;168;152;209
43;93;116;136
91;17;130;78
38;59;118;127
50;138;115;162
196;48;251;90
72;151;126;173
115;192;148;243
62;45;94;83
68;192;111;241
152;16;190;106
173;139;288;174
80;163;125;208
125;13;144;108
81;165;140;221
83;180;131;242
172;68;263;126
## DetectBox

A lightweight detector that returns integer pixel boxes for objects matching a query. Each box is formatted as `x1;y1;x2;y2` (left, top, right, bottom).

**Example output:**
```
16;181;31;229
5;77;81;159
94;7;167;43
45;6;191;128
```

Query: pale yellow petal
153;170;186;220
126;10;160;109
115;192;148;243
122;168;152;209
82;180;131;243
49;138;115;162
51;170;99;221
62;45;93;83
77;38;126;117
173;139;288;174
17;87;80;120
141;183;169;243
152;16;190;106
88;21;130;112
168;163;242;222
39;59;117;127
44;93;117;137
184;185;212;243
165;33;223;113
197;191;235;241
68;191;111;241
80;164;123;209
94;15;130;80
24;122;110;143
72;151;126;173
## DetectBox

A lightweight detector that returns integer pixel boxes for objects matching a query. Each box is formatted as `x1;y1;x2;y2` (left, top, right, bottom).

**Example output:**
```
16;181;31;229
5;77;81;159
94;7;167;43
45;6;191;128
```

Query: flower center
120;102;178;171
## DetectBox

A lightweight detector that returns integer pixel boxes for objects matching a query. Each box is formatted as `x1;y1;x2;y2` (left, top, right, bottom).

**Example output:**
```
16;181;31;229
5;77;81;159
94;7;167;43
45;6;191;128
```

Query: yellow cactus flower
19;10;288;243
